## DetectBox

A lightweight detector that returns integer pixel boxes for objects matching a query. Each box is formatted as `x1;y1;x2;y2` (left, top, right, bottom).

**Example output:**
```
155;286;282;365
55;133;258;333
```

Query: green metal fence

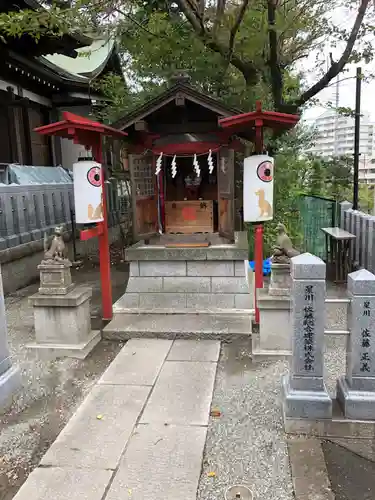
296;194;337;259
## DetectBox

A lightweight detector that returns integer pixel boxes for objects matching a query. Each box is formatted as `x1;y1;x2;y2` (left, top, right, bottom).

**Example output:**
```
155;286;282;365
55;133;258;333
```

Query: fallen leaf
210;409;221;417
207;471;216;477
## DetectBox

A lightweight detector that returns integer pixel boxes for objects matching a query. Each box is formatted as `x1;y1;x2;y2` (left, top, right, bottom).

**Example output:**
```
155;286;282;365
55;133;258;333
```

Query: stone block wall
115;259;251;311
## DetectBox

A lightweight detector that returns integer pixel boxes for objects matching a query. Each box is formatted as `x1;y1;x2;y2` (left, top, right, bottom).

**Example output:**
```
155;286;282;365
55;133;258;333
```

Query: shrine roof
219;101;300;133
114;83;243;131
40;39;119;82
35;111;128;140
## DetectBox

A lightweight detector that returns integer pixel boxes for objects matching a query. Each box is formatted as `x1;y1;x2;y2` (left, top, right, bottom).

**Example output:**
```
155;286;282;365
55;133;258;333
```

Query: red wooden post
254;107;264;324
92;141;113;320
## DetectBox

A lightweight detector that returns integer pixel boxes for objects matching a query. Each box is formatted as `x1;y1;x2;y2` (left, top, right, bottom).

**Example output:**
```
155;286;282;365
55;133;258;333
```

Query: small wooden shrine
116;76;251;244
104;78;299;333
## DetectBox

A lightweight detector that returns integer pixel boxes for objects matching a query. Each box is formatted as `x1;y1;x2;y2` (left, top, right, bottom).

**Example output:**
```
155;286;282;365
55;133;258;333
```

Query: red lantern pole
92;140;113;320
34;113;128;322
254;103;264;324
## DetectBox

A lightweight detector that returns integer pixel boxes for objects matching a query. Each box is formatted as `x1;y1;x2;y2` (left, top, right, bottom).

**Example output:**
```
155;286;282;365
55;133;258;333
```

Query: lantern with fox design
243;154;274;222
73;160;104;224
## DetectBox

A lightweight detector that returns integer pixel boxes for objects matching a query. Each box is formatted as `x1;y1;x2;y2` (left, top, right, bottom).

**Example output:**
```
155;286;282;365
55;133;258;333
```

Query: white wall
59;105;91;169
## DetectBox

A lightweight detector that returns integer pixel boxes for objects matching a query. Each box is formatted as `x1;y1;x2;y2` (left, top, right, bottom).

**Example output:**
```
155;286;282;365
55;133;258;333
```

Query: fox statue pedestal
28;230;100;359
252;224;298;358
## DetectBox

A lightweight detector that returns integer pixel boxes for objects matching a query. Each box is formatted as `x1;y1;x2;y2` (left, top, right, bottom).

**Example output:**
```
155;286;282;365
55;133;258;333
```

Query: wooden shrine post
35;112;128;320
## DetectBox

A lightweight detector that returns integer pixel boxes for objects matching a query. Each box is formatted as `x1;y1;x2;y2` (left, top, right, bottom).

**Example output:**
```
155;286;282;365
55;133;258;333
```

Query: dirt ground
0;247;129;500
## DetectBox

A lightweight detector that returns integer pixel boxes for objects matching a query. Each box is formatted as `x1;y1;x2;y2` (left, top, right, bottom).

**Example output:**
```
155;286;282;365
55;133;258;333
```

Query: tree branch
228;0;250;59
267;0;283;110
176;0;258;84
177;0;205;34
197;0;205;16
213;0;226;35
296;0;371;107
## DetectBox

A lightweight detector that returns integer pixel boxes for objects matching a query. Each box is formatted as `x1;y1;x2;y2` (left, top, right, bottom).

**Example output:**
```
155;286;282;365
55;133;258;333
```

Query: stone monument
282;253;332;420
0;263;21;412
337;269;375;419
253;223;299;356
28;227;100;359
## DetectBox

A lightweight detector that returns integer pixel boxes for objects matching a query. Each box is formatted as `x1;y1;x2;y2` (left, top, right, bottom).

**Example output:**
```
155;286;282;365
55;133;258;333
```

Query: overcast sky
302;63;375;123
301;3;375;123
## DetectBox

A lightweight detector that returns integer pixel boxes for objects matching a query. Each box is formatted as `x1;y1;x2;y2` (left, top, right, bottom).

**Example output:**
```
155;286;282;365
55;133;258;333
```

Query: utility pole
333;75;340;156
353;67;362;210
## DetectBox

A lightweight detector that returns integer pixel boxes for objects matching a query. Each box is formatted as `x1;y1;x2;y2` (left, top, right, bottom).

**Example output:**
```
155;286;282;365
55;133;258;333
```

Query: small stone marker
0;264;21;410
337;269;375;419
282;253;332;419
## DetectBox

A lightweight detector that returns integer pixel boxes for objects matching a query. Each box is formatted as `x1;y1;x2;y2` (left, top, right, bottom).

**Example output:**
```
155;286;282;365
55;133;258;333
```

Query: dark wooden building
0;0;122;172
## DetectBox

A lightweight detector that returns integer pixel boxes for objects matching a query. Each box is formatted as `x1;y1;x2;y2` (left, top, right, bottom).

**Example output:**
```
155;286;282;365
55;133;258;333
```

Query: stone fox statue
272;223;300;263
255;189;272;218
43;226;68;262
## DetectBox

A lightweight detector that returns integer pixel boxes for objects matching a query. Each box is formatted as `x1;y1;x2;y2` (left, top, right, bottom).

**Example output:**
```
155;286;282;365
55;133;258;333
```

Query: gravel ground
197;339;294;500
196;330;347;500
0;257;128;500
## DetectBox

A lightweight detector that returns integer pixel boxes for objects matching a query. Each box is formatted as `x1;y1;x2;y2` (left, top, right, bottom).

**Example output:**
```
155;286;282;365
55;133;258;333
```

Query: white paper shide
73;160;104;224
243;154;274;222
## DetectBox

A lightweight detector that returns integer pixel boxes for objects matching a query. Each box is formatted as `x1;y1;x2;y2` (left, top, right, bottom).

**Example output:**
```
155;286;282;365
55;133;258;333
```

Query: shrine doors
217;148;235;242
129;153;158;241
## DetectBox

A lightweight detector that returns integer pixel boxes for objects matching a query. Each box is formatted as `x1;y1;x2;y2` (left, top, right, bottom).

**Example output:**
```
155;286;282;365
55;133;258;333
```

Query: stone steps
114;291;252;310
103;312;252;341
118;257;253;312
112;307;253;315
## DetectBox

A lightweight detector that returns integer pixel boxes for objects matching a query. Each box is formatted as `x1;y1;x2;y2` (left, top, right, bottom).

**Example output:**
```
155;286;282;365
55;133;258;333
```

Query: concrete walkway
12;338;220;500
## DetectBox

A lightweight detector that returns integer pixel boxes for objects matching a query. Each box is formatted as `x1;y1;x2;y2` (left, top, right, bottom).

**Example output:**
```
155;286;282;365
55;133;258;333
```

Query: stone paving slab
140;361;217;425
13;467;112;500
41;384;150;469
105;424;207;500
99;338;172;386
167;339;220;362
103;313;251;341
288;437;334;500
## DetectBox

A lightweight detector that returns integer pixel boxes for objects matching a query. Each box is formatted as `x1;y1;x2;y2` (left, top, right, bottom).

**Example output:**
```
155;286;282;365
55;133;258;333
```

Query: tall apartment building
307;110;375;183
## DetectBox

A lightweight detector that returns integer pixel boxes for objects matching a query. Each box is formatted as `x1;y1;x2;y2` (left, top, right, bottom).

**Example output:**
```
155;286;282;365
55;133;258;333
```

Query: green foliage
91;74;142;124
2;0;372;113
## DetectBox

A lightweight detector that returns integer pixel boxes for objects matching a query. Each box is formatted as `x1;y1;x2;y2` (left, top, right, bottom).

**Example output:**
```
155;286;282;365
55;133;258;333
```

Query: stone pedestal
282;253;332;420
253;290;291;357
269;263;291;296
252;263;291;357
38;262;73;295
28;286;100;359
337;269;375;419
0;264;21;412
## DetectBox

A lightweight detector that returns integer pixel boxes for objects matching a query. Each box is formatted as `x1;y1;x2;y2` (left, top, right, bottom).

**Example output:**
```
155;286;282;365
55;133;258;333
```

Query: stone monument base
282;374;332;420
252;290;291;358
0;364;21;414
269;263;291;296
28;286;100;360
27;331;101;360
337;376;375;420
283;399;375;437
38;262;73;295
